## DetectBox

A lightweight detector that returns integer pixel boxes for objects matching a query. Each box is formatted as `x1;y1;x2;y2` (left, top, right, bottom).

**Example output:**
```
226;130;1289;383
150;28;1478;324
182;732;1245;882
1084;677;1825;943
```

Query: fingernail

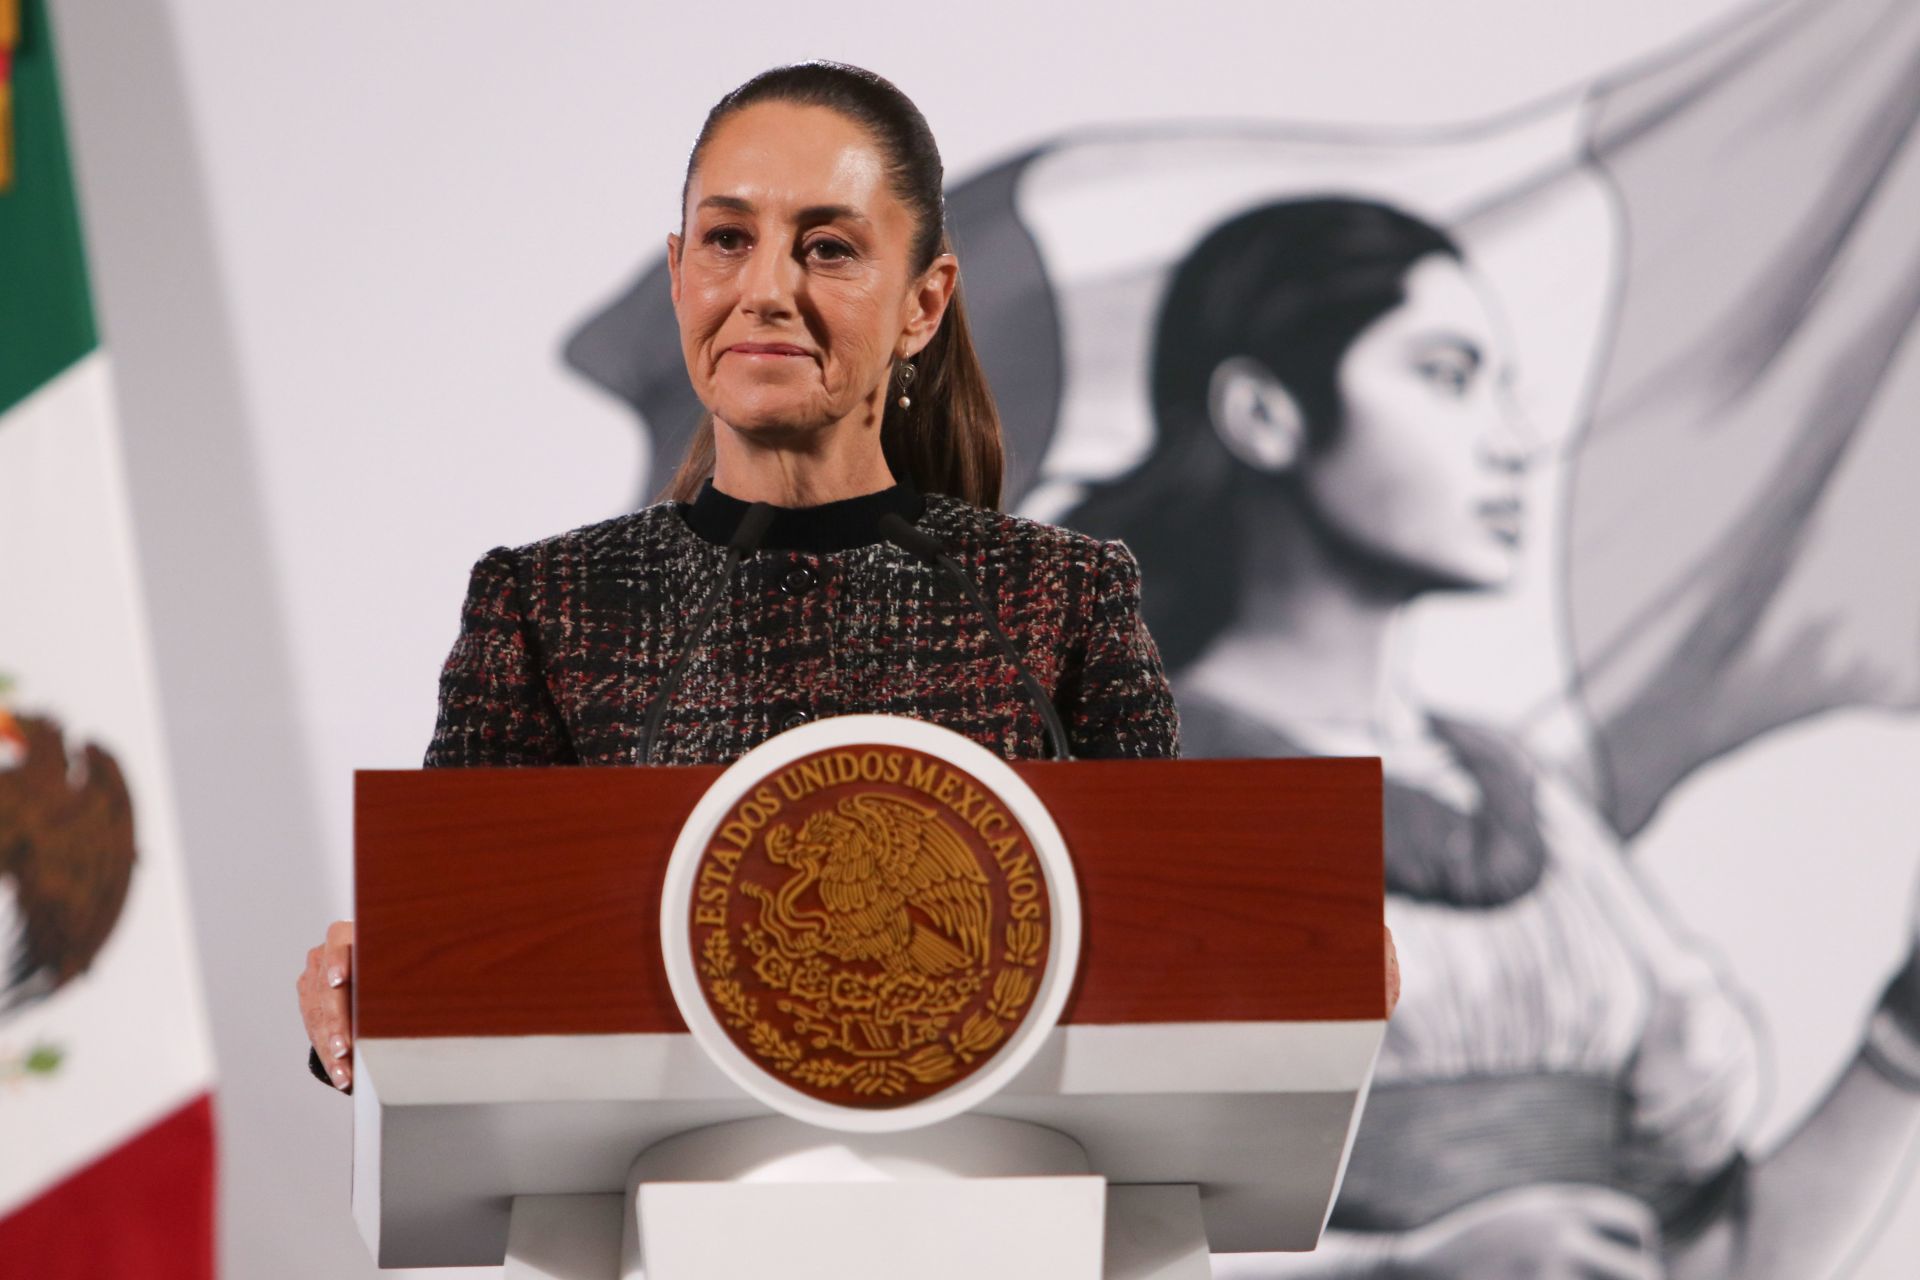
330;1035;349;1060
330;1065;349;1088
327;967;345;988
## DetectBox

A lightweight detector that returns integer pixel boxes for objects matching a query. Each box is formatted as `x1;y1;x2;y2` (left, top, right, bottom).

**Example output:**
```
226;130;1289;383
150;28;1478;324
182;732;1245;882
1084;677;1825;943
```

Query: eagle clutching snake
743;793;992;980
0;710;138;1016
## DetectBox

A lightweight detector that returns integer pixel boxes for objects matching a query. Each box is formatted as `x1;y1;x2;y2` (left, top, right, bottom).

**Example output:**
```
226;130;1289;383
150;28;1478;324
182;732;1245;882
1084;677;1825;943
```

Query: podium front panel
354;758;1385;1037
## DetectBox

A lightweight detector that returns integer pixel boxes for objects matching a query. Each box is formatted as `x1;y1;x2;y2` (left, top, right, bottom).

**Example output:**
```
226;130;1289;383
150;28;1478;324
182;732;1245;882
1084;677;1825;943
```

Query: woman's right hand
297;920;355;1090
1388;1184;1664;1280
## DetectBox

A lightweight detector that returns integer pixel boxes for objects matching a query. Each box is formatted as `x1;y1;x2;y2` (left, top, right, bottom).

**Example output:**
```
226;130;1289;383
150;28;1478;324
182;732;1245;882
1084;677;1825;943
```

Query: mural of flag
0;1;217;1275
1559;0;1920;838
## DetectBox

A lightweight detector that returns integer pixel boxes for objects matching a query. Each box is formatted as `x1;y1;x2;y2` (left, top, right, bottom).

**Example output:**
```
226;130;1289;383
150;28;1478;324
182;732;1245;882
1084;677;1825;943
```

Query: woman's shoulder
449;505;705;616
488;501;700;569
919;495;1138;579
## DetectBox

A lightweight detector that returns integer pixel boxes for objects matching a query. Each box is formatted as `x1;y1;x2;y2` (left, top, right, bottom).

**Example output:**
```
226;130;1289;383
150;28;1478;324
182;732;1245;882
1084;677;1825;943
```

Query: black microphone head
877;512;949;564
729;502;778;554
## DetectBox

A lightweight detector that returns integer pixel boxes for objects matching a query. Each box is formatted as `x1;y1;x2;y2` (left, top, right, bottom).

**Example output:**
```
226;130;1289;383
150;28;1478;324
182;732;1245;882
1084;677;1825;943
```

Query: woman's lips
1478;495;1525;545
725;342;812;358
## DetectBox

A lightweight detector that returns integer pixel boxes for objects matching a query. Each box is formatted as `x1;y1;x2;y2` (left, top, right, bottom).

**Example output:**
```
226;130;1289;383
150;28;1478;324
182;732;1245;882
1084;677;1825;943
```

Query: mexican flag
0;1;218;1274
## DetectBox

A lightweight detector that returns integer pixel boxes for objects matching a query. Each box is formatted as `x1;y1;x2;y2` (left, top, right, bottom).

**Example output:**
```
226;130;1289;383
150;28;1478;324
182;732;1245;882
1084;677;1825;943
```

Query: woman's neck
709;409;897;507
1181;506;1425;756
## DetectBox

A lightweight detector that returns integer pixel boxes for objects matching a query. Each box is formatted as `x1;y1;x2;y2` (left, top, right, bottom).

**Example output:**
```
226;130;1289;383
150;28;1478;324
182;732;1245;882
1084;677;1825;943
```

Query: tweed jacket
422;483;1180;767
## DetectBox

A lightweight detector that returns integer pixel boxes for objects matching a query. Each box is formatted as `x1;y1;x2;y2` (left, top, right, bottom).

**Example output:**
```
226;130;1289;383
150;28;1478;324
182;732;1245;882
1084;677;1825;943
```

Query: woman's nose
739;242;799;321
1482;391;1541;475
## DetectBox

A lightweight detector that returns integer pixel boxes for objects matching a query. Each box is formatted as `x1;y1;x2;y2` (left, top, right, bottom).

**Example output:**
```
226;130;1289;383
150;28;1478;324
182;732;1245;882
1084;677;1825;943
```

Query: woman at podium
296;62;1178;1091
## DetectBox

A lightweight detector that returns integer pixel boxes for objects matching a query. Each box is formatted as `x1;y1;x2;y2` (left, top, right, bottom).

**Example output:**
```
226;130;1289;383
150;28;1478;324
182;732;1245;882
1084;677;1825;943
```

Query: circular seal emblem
660;715;1079;1132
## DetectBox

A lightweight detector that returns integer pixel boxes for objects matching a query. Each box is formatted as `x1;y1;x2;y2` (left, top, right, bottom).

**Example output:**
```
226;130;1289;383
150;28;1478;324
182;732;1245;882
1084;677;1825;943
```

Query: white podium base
635;1176;1106;1280
498;1116;1212;1279
625;1114;1102;1280
356;1020;1383;1265
502;1182;1210;1280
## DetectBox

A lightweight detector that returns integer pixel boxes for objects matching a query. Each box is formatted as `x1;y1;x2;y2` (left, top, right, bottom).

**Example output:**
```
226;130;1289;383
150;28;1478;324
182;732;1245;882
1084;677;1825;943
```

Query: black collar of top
681;479;926;552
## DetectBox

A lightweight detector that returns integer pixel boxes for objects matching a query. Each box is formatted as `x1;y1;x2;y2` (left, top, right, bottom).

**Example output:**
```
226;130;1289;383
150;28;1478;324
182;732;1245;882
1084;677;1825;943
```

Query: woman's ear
666;233;684;307
1208;356;1306;473
900;254;959;355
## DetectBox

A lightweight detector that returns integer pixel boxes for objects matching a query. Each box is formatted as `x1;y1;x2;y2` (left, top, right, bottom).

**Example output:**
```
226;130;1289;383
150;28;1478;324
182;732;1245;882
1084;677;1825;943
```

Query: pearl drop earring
896;360;916;410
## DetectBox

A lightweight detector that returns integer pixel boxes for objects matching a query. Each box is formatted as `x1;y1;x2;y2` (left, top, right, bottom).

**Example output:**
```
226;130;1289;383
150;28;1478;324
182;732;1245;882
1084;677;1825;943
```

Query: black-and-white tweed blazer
422;482;1179;767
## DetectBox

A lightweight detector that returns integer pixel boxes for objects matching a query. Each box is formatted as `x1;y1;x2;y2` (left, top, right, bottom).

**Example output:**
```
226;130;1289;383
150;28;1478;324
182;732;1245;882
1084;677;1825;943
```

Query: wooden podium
350;750;1384;1277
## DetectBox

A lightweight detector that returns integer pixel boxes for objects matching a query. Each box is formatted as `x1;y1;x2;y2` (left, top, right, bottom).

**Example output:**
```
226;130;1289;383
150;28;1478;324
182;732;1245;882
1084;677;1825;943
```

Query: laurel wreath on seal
700;918;1045;1099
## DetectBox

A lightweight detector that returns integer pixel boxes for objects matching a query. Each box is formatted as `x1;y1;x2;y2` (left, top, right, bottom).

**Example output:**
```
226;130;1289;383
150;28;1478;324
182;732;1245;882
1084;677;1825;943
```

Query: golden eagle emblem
690;747;1052;1107
745;794;991;981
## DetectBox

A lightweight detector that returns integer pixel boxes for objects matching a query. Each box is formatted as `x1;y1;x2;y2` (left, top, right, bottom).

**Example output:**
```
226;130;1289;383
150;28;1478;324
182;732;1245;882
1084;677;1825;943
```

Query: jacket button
779;710;811;732
780;565;818;596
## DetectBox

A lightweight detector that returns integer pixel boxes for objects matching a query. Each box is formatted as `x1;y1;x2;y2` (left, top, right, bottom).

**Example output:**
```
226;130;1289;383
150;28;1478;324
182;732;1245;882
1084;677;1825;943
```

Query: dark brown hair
661;62;1004;508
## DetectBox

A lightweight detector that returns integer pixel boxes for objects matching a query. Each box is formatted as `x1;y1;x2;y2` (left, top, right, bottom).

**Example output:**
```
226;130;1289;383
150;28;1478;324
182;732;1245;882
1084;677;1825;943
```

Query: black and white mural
569;0;1920;1273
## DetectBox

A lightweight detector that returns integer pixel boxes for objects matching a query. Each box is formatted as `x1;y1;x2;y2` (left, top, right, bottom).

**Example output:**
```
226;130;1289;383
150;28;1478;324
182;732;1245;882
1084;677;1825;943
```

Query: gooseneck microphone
878;513;1072;762
639;502;777;764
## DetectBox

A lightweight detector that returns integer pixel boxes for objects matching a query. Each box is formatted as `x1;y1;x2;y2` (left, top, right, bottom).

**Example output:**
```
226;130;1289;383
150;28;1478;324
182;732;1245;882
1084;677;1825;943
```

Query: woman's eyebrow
1411;335;1483;368
794;204;870;227
695;195;869;228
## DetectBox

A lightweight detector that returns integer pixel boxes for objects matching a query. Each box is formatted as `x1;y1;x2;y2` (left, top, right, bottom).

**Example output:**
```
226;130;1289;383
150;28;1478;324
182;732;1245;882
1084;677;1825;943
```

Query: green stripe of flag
0;0;97;419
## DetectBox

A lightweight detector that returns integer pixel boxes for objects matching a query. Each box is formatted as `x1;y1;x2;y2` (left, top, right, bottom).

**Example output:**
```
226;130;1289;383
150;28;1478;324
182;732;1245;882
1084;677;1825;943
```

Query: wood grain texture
354;759;1383;1038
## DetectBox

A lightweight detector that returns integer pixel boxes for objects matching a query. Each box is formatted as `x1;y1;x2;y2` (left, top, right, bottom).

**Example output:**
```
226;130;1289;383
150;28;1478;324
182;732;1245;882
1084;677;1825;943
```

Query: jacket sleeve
422;546;576;767
1056;540;1181;760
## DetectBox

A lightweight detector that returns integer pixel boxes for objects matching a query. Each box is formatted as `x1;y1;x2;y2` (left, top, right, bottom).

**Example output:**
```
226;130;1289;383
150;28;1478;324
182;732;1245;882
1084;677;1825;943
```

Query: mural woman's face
1306;254;1529;590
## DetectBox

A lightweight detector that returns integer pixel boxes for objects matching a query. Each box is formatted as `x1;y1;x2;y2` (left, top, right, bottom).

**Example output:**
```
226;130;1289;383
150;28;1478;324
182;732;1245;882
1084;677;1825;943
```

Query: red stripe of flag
0;1093;216;1279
